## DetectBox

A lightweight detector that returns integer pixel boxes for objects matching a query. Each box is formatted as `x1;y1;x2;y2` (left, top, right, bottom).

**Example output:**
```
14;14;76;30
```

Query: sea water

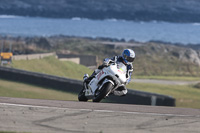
0;15;200;45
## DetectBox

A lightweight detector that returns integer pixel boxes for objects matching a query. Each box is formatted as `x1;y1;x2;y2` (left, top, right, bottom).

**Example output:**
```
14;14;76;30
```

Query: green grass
134;75;200;81
0;132;16;133
12;56;92;80
0;131;30;133
0;131;28;133
0;79;78;101
0;56;88;102
127;82;200;109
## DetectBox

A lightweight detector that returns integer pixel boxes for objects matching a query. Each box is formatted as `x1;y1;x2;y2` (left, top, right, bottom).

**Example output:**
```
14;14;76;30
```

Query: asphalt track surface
0;97;200;133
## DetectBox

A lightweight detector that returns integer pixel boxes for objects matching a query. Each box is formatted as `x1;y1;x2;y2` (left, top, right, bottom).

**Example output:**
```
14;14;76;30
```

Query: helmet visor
124;54;135;62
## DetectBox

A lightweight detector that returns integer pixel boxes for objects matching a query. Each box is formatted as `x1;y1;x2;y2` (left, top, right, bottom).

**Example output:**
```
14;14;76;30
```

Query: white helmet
122;49;135;64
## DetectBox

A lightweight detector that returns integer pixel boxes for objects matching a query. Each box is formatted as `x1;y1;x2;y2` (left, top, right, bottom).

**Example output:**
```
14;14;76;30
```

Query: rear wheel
93;82;113;102
78;88;88;102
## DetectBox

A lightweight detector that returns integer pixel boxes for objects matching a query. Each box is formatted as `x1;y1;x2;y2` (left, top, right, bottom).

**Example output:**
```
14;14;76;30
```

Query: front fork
84;82;94;99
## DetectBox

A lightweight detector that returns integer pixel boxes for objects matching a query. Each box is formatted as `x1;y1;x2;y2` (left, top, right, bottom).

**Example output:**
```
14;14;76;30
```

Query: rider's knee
114;86;127;96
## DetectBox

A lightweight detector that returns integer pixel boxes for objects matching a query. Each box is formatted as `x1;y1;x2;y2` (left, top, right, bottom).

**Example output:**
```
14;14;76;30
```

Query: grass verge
12;56;92;80
135;75;200;81
127;82;200;109
0;79;78;101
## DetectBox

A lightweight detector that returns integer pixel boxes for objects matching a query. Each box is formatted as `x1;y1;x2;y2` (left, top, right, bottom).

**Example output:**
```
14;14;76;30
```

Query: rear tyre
93;82;113;102
78;88;88;102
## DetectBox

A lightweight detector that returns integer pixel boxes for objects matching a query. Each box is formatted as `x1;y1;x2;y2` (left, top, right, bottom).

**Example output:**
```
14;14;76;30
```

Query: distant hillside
1;36;200;77
1;0;200;22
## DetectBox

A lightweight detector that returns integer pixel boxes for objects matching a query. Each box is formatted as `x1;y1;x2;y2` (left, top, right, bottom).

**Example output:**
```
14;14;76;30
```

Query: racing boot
84;73;95;84
113;86;128;96
83;74;89;82
84;69;99;84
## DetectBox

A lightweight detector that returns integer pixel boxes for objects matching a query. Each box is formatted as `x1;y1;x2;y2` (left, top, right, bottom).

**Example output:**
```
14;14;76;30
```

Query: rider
84;49;135;96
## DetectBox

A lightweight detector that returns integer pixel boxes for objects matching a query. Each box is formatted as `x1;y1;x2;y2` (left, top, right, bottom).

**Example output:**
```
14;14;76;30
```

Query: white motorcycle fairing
85;62;127;98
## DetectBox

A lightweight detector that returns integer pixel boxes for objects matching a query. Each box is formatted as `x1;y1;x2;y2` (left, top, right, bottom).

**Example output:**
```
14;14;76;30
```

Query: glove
103;58;111;66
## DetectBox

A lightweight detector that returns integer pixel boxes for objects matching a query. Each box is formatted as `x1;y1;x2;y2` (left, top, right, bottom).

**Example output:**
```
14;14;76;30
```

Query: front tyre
78;88;88;102
93;82;113;102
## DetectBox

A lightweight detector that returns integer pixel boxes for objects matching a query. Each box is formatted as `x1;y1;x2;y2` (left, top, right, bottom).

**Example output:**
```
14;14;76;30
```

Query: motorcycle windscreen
117;62;127;74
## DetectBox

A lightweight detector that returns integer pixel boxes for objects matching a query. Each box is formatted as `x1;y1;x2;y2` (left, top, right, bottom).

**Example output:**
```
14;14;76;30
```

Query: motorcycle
78;61;128;102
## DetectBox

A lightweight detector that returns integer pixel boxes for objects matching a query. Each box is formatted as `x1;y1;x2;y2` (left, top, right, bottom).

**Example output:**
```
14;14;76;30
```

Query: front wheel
78;88;88;102
93;82;113;102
